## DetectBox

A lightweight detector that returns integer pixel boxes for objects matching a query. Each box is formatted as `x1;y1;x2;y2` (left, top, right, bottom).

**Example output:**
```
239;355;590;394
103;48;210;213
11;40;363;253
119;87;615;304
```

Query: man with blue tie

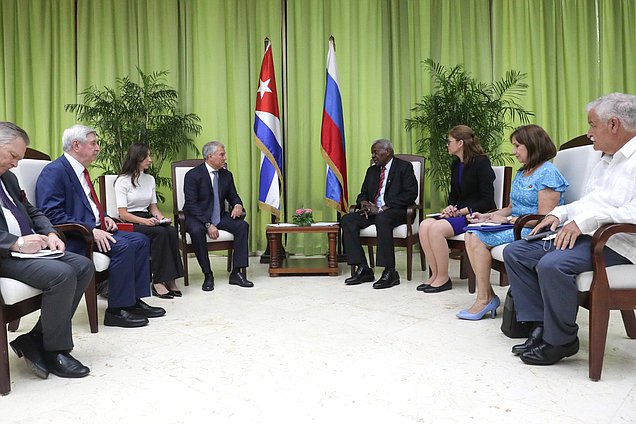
341;139;418;289
183;141;252;291
36;125;165;328
1;122;93;379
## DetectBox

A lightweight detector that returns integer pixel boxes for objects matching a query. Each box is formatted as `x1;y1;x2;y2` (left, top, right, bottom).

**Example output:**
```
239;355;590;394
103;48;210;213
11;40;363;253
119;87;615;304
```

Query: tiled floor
2;252;636;423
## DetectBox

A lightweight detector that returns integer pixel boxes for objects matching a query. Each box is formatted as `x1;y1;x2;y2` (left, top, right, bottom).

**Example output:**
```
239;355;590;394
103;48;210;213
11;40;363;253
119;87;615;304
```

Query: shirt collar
205;162;220;173
64;152;87;176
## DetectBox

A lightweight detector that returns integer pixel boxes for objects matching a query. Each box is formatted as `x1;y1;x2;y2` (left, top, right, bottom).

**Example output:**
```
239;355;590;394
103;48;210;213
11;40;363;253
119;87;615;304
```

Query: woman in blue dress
418;125;496;293
458;124;568;320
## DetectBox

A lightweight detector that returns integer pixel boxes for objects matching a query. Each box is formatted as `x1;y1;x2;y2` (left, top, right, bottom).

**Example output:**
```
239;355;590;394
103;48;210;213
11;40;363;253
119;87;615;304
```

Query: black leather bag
500;289;533;338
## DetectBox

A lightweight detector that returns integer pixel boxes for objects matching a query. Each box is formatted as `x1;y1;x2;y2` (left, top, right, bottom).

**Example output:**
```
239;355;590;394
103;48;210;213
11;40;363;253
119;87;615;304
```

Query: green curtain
0;0;76;154
2;0;635;254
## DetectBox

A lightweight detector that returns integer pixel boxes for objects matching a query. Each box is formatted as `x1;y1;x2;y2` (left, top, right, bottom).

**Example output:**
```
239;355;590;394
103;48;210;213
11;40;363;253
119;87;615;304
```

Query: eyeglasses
447;139;459;145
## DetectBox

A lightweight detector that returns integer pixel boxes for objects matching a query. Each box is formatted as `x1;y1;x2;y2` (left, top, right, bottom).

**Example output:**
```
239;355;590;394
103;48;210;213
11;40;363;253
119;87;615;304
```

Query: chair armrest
54;223;95;258
588;223;636;292
513;214;545;239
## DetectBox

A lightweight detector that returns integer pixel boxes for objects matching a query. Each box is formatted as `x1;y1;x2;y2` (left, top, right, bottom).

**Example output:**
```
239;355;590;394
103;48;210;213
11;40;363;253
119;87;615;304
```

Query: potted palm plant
65;68;202;200
405;59;533;198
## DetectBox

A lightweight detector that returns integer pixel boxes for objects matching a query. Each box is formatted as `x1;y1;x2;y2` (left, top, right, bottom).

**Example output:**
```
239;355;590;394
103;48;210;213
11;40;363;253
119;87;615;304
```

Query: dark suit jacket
183;163;243;226
447;155;496;213
355;156;418;210
0;171;57;257
35;155;104;252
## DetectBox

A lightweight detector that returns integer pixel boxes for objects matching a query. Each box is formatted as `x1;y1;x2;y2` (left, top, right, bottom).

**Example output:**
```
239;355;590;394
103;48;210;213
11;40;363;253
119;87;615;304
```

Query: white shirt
0;181;23;237
205;162;220;192
114;173;157;212
550;135;636;263
64;152;101;226
376;158;393;207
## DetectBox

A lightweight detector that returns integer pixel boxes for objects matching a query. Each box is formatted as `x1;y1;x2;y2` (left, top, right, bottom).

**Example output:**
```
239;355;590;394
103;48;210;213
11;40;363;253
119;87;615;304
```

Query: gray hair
372;138;394;153
0;121;30;146
62;124;97;152
586;93;636;131
202;141;225;159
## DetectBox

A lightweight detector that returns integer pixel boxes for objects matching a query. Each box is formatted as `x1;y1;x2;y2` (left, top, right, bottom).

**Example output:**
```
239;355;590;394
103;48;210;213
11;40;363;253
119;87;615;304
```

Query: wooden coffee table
266;223;340;276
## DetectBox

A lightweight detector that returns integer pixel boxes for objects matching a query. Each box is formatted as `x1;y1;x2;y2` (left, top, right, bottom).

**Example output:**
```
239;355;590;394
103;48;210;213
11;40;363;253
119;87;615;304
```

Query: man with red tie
36;125;165;328
341;139;418;288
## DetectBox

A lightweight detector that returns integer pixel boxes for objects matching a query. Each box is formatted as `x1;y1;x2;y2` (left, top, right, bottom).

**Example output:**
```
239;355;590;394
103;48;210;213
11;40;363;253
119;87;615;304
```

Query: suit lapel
60;156;94;215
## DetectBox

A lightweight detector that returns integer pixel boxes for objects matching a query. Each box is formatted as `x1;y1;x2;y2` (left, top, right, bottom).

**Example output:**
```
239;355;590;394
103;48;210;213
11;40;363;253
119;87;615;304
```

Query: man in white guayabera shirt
503;93;636;367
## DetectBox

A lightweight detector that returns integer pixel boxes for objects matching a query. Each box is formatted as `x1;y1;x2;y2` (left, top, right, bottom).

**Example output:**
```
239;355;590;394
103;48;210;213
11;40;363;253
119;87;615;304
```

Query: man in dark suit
1;122;93;379
183;141;252;291
36;124;165;328
342;139;418;289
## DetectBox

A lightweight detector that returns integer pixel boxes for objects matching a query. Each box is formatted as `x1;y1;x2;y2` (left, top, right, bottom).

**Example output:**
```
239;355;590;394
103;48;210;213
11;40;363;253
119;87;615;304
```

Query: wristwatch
205;222;212;229
17;236;24;253
506;216;513;223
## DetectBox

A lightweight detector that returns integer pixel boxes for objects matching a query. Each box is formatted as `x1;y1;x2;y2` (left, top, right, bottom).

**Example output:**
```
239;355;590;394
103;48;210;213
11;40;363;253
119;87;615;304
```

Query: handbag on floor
500;289;533;338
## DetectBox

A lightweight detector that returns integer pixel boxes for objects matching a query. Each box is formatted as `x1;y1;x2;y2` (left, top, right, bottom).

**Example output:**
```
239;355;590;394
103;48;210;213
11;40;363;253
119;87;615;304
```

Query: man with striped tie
341;139;418;289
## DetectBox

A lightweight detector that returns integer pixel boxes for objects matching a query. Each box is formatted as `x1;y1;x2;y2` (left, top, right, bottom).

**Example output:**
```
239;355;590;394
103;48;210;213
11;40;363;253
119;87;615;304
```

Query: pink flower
296;209;303;215
306;208;312;213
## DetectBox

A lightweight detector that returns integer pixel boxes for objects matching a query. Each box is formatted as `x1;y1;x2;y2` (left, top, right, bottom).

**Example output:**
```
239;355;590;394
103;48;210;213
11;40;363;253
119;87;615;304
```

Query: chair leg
227;248;233;273
588;305;610;381
419;246;426;271
467;268;476;294
458;253;470;280
620;310;636;338
1;321;11;395
499;271;509;287
85;277;98;334
7;320;19;332
367;246;374;268
181;246;189;286
406;244;413;281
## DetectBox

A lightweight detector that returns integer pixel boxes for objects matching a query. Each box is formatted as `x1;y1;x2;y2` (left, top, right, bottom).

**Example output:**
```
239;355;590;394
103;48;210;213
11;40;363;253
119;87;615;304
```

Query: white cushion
553;145;601;204
576;265;636;292
448;233;465;242
0;277;42;305
182;230;235;244
93;252;111;272
491;243;508;262
9;159;51;204
359;223;414;239
102;174;119;217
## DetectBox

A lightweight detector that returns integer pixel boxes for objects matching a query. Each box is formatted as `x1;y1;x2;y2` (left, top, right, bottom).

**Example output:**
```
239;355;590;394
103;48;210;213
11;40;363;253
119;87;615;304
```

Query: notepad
11;249;65;259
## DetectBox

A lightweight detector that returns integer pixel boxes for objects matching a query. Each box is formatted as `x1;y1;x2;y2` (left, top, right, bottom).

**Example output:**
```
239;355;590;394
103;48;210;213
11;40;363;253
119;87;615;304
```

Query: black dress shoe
125;299;166;318
416;282;430;291
512;325;544;355
229;271;254;288
104;309;149;328
152;285;174;299
202;274;215;291
373;269;400;289
520;338;580;365
344;266;375;285
422;278;452;293
44;351;90;378
10;332;49;379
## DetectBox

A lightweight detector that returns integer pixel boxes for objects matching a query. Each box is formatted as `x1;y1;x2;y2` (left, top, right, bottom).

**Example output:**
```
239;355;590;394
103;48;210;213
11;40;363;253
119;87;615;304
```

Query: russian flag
253;43;283;218
321;37;348;214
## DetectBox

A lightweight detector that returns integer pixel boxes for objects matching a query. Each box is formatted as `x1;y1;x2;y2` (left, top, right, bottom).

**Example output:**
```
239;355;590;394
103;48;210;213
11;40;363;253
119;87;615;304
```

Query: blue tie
0;184;32;235
211;170;221;226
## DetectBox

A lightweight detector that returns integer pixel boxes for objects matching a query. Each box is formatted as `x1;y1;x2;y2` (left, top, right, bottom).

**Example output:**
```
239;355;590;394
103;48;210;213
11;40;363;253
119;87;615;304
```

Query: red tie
83;169;105;230
373;166;386;204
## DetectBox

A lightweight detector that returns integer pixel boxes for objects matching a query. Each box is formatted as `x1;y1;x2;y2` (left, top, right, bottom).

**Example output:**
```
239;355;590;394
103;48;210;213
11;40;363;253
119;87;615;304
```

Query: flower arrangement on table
292;208;314;226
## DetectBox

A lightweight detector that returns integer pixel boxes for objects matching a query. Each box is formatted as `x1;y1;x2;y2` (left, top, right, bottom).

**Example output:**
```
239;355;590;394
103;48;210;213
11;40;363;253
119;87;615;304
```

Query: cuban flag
253;43;283;218
321;37;348;214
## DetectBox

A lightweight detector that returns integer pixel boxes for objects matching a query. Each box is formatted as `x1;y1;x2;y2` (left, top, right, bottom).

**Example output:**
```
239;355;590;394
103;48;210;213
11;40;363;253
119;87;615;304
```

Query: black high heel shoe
152;285;174;299
169;289;182;297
